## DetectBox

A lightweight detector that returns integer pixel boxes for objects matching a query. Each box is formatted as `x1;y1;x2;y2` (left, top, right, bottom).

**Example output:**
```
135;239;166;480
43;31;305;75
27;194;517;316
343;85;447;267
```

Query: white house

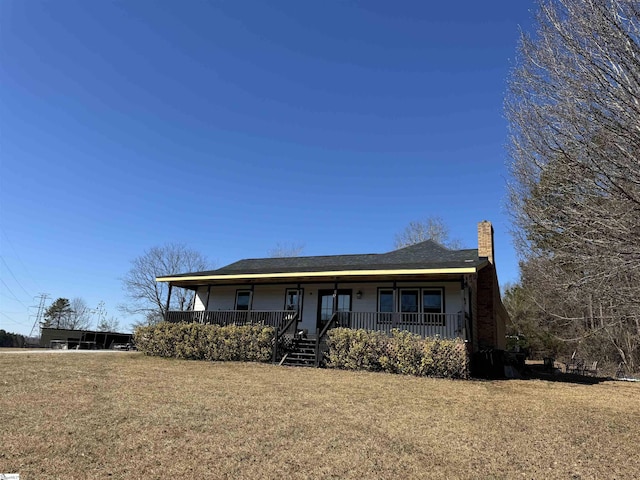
156;221;509;362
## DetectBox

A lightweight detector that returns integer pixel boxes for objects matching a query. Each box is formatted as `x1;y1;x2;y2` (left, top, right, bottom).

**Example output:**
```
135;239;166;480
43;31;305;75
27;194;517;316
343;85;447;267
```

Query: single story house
156;221;509;365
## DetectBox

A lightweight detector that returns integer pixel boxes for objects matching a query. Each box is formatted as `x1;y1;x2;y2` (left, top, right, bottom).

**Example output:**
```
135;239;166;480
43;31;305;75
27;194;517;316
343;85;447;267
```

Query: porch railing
315;312;339;367
167;310;464;339
335;311;463;339
165;310;297;332
166;309;465;367
272;312;300;363
166;309;301;364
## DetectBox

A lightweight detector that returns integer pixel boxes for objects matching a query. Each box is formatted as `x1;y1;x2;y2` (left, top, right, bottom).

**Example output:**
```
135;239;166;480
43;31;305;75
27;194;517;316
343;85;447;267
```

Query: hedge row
326;328;469;379
133;322;275;362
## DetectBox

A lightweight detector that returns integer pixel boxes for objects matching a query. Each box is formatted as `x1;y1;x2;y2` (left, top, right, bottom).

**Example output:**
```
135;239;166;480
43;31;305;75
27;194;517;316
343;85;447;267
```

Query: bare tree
506;0;640;369
96;317;120;332
394;216;462;249
68;297;92;330
95;301;120;332
268;242;305;258
121;243;211;326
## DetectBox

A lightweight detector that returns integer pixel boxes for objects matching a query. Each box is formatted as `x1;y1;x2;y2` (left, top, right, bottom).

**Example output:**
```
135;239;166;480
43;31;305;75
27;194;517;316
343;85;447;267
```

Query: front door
317;289;352;332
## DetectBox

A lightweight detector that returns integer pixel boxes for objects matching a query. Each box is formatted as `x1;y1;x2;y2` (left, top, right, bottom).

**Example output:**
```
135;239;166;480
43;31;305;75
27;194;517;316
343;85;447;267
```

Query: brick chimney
478;220;494;264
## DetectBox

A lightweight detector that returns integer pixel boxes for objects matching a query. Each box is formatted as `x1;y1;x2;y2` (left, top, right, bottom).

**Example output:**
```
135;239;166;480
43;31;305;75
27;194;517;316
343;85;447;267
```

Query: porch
165;309;465;340
165;308;466;367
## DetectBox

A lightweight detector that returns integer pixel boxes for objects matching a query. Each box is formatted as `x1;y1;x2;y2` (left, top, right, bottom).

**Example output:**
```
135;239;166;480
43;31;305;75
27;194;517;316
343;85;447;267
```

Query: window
378;289;394;313
284;289;302;311
377;287;445;325
400;290;419;313
423;289;444;325
377;289;394;323
422;290;443;314
336;293;351;312
235;290;251;311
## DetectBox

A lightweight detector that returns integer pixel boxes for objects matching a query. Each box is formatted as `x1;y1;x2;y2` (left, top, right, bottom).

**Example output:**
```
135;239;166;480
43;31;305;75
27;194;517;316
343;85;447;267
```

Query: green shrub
327;328;469;379
134;322;275;363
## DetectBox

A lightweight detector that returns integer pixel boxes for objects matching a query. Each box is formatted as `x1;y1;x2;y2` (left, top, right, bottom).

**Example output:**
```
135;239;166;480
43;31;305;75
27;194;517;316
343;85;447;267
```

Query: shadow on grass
472;363;615;384
522;366;611;385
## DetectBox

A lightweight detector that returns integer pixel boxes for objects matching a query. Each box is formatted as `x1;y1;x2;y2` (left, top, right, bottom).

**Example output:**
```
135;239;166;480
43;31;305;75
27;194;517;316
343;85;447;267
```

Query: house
156;221;509;364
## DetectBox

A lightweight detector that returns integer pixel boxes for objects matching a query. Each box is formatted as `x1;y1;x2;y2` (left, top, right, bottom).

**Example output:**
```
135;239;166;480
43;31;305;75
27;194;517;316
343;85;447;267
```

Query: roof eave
156;265;484;287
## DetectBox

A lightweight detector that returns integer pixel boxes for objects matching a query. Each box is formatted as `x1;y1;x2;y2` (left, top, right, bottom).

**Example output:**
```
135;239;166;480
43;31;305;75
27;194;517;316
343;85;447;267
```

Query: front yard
1;351;638;479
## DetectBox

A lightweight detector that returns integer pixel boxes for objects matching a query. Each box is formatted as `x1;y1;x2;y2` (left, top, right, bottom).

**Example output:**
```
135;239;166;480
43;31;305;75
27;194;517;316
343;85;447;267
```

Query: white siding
251;285;289;310
193;287;207;311
208;286;242;310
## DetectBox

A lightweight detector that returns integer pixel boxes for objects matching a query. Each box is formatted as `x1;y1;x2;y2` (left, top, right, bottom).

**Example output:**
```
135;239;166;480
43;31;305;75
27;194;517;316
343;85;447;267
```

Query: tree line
505;0;640;371
42;298;120;332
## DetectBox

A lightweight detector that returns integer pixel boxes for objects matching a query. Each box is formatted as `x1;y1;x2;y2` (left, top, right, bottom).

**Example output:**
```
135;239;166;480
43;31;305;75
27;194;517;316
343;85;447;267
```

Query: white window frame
284;288;303;313
235;290;252;311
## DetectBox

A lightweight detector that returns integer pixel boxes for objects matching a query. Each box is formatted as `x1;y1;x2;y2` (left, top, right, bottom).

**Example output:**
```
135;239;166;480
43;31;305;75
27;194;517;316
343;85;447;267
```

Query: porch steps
280;338;317;367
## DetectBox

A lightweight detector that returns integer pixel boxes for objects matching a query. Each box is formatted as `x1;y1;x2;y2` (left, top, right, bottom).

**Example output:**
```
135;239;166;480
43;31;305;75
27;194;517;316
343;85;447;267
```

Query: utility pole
28;293;49;341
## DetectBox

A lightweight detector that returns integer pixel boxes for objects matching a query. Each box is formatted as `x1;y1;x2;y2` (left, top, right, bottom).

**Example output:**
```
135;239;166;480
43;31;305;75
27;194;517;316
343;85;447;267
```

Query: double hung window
377;289;394;323
377;288;445;325
284;289;301;311
422;289;444;325
235;290;251;311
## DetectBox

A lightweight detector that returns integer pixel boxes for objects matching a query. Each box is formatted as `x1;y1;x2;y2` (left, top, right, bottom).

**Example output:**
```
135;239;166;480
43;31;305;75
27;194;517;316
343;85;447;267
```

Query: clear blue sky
1;0;535;335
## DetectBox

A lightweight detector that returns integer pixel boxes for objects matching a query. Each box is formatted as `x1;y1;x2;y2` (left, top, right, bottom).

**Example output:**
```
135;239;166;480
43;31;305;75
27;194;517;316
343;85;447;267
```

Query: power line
0;255;32;299
0;311;28;326
0;228;43;291
0;278;29;309
0;291;23;301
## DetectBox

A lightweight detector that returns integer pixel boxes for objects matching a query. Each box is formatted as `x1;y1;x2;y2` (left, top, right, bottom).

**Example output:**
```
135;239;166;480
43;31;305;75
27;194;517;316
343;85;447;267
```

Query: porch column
460;278;466;338
189;288;197;310
461;276;473;344
248;284;255;323
164;283;173;322
392;281;398;329
333;282;338;327
205;285;211;311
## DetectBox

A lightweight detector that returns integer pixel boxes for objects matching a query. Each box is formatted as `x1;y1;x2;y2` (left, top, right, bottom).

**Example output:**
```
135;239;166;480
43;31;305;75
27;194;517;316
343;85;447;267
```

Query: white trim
235;289;251;310
156;266;481;283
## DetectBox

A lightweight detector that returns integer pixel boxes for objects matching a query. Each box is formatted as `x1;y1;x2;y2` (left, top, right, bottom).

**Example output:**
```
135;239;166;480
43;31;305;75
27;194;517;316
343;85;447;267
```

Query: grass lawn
1;352;639;479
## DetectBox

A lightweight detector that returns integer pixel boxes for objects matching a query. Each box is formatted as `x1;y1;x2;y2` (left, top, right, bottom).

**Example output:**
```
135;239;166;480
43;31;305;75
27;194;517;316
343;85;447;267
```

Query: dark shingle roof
167;240;484;278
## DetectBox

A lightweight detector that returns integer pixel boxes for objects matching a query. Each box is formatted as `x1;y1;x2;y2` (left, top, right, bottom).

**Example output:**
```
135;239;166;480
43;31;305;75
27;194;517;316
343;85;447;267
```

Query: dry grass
1;352;639;479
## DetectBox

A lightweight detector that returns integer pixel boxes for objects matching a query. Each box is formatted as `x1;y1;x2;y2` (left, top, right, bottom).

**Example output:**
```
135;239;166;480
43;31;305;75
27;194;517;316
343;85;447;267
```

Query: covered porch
158;264;480;366
160;267;475;343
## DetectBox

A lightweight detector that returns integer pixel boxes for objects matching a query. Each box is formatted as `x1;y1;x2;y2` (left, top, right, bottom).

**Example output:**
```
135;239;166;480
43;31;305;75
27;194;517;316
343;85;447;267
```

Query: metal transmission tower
28;293;49;340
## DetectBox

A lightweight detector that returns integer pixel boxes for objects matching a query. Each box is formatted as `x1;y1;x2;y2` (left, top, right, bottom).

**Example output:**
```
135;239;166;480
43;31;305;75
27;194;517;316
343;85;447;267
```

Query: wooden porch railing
166;310;300;364
315;312;339;367
313;311;464;367
167;310;465;367
335;311;464;339
272;312;300;363
167;310;463;339
165;310;298;331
